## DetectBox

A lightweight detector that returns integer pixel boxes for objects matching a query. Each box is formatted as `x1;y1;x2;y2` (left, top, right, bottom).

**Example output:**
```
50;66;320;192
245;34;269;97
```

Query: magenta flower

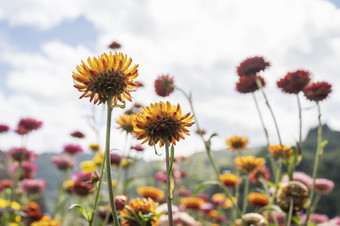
10;161;38;180
154;74;175;97
110;152;122;167
199;203;214;212
237;56;270;76
309;214;329;224
263;210;285;225
51;155;75;171
7;147;37;162
70;181;94;197
0;124;10;133
131;145;144;152
303;81;332;102
20;179;47;194
155;171;167;183
315;178;335;195
71;171;92;182
70;131;85;138
15;117;42;135
281;171;313;189
63;144;83;155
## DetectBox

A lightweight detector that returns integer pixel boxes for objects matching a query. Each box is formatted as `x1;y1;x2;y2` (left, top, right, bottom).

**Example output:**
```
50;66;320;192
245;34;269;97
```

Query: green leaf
69;204;89;220
191;180;219;197
291;213;302;224
168;145;175;199
153;145;162;156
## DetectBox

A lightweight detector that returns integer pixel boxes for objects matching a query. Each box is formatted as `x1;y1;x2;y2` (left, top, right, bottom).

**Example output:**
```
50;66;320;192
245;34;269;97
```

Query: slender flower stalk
104;98;120;226
164;138;174;225
297;94;303;145
287;197;294;226
241;177;250;214
305;102;323;225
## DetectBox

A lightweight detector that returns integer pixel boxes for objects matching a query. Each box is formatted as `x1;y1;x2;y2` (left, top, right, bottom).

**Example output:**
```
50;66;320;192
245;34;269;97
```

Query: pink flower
7;147;37;162
20;179;46;194
249;165;270;185
15;118;42;135
110;152;122;167
131;145;144;152
10;161;38;180
315;178;335;195
199;203;214;212
51;155;75;171
263;210;285;226
0;124;10;133
281;172;313;189
70;131;85;138
69;181;94;197
237;56;270;76
155;171;167;183
309;214;329;224
115;195;128;211
154;74;175;97
71;171;92;182
63;144;83;155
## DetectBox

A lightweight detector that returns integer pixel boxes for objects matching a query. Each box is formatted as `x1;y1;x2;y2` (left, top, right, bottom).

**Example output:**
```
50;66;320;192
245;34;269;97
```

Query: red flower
108;41;121;49
237;56;270;76
236;75;265;93
7;147;37;162
63;144;83;155
0;124;10;133
51;155;75;171
131;145;144;152
70;131;85;138
277;70;311;94
154;74;175;97
15;118;42;135
110;152;122;167
249;166;270;185
303;81;332;102
70;181;95;196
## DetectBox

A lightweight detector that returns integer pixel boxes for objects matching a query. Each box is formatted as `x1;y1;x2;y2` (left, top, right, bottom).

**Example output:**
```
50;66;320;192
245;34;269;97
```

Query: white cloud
1;0;340;160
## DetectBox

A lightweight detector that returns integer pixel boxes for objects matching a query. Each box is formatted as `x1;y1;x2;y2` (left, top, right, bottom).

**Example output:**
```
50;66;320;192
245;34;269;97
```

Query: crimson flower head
63;144;83;155
20;179;47;195
303;81;332;102
154;74;175;97
237;56;270;76
236;75;266;94
70;131;85;138
110;152;122;167
108;41;121;49
0;124;10;133
277;70;311;94
131;145;144;152
51;155;76;171
7;147;37;162
10;161;38;180
15;118;42;135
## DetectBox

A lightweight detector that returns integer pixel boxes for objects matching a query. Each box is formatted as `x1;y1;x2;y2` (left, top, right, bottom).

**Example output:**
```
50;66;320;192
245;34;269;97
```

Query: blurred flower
134;101;194;147
7;147;37;162
30;215;60;226
249;165;270;185
131;144;144;152
237;56;270;76
69;181;95;197
70;130;85;138
234;156;265;173
89;143;100;152
72;52;139;105
180;197;205;210
268;144;292;158
0;198;21;212
80;160;96;173
124;102;143;114
20;179;47;195
315;178;335;195
108;41;121;49
117;114;135;133
236;213;268;226
137;186;165;202
277;70;311;94
98;204;113;223
248;192;268;208
120;198;160;226
223;197;237;209
220;173;241;187
262;210;284;226
91;171;100;183
0;179;13;191
195;129;206;136
115;195;128;211
154;74;175;97
303;81;332;102
10;161;38;180
281;171;313;189
226;136;249;151
277;181;309;212
110;152;122;167
63;144;83;155
211;193;225;206
199;203;214;212
300;213;329;225
92;152;104;166
15;117;42;135
51;155;75;171
155;171;167;183
22;202;44;224
236;75;266;93
71;171;93;182
0;124;9;133
175;186;192;197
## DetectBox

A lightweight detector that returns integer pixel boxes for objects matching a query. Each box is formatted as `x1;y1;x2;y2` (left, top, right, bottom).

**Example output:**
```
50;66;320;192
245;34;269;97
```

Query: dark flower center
88;70;128;101
146;116;180;138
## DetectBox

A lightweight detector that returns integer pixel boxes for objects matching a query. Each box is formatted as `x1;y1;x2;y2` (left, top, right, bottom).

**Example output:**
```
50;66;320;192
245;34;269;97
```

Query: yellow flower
62;180;74;189
31;216;60;226
248;192;268;208
268;144;292;158
80;160;96;173
121;157;129;167
223;197;238;209
180;197;205;210
137;186;165;202
117;114;136;133
134;101;194;147
89;143;100;152
234;155;265;173
92;152;104;166
226;136;249;151
120;198;160;226
0;199;20;210
72;52;139;105
219;173;241;187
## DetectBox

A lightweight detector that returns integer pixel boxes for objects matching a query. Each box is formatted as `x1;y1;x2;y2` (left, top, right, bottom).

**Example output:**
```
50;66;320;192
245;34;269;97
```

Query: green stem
241;176;249;215
164;139;174;226
105;98;120;226
305;102;323;225
89;153;106;226
287;197;294;226
297;94;302;146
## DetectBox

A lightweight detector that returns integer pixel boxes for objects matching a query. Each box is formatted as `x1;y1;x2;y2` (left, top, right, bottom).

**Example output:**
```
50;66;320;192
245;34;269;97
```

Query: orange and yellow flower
137;186;165;202
134;101;194;147
223;197;238;209
234;156;265;173
120;198;160;226
89;143;100;152
30;216;60;226
248;192;269;208
180;197;205;210
117;114;136;133
72;52;139;105
219;173;241;187
269;144;292;158
226;136;249;151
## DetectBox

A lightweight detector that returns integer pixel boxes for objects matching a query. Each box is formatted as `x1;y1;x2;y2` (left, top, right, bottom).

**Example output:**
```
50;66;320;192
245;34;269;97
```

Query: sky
0;0;340;161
